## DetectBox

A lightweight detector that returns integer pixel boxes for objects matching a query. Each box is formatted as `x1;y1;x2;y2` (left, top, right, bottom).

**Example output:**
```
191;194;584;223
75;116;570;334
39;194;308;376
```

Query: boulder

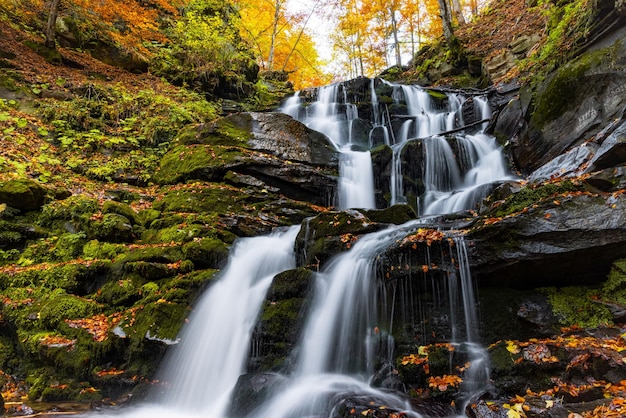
515;36;626;174
249;112;338;166
0;179;48;211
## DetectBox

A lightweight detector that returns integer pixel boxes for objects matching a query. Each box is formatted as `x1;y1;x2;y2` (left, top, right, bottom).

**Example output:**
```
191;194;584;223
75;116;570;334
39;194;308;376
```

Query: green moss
38;195;99;230
182;237;229;269
542;286;612;328
487;180;580;218
153;183;243;214
0;178;48;211
23;41;62;64
102;200;138;224
601;258;626;305
82;239;128;260
88;213;135;243
39;289;99;328
1;260;110;295
95;277;141;306
154;144;244;184
531;47;610;127
362;205;416;225
129;301;188;343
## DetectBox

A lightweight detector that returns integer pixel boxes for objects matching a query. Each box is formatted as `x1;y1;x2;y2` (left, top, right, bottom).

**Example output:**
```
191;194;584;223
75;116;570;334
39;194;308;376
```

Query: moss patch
542;286;612;328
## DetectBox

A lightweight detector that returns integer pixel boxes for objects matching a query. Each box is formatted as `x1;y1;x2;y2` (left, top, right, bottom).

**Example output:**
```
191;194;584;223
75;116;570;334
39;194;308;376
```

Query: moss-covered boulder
182;238;229;269
0;179;48;211
295;210;384;268
251;268;315;371
518;38;626;173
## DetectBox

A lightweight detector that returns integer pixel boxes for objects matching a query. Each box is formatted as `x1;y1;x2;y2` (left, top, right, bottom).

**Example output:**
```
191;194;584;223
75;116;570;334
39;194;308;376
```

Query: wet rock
516;296;560;335
468;192;626;288
250;268;315;371
228;373;285;417
588;119;626;171
516;37;626;174
249;112;339;166
585;166;626;192
528;143;597;184
295;210;384;268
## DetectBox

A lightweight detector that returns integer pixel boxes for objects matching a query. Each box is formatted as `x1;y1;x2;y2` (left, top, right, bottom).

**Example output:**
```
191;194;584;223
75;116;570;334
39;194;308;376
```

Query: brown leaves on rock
399;228;445;247
428;375;463;392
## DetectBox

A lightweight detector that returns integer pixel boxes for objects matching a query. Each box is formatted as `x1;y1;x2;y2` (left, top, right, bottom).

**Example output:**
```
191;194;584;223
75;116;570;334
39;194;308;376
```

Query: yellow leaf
418;346;428;356
545;400;554;408
506;409;521;418
506;341;521;354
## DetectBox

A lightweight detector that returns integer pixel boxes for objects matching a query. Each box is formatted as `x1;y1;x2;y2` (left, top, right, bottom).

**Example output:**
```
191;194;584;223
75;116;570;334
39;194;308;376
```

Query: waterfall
282;84;376;210
283;79;512;214
84;78;499;418
93;227;300;418
251;222;427;418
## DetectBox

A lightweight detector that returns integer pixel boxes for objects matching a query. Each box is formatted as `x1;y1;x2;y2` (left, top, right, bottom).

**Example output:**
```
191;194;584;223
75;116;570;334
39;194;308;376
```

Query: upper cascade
281;77;514;215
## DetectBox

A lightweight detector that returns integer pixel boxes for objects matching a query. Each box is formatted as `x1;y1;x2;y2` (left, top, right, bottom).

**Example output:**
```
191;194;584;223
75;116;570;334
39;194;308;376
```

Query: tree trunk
451;0;466;25
436;0;455;43
389;7;402;67
281;0;322;72
45;0;61;49
267;0;282;70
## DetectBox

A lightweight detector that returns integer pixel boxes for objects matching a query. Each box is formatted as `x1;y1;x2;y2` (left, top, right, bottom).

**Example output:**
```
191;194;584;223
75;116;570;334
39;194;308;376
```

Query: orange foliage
67;0;184;53
400;228;445;247
428;374;463;391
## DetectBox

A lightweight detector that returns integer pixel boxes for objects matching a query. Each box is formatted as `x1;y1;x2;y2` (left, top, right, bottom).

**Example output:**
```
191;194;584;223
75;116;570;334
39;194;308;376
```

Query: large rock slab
512;21;626;174
467;191;626;288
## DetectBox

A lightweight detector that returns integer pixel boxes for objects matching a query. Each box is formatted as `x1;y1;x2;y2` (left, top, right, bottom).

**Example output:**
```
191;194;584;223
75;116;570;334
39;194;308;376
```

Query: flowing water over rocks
76;73;626;418
282;79;513;215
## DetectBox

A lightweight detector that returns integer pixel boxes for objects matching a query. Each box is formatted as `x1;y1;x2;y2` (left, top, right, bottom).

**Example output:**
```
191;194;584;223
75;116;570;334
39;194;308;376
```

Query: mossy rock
38;195;100;230
266;268;314;301
38;290;100;329
483;180;580;218
87;213;135;243
0;219;47;250
0;179;48;211
142;213;222;244
95;276;142;307
102;201;138;224
182;237;230;269
295;210;383;268
602;258;626;305
252;269;315;371
542;286;612;328
23;41;63;65
531;47;611;129
154;144;245;184
175;113;254;146
362;205;417;225
1;260;110;296
129;301;189;344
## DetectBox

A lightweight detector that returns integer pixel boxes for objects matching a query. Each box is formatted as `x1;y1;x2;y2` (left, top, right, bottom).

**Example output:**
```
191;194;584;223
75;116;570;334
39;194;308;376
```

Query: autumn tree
235;0;330;88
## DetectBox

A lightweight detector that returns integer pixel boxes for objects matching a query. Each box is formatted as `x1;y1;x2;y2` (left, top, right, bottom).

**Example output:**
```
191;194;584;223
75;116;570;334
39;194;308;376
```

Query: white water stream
282;85;376;210
86;79;506;418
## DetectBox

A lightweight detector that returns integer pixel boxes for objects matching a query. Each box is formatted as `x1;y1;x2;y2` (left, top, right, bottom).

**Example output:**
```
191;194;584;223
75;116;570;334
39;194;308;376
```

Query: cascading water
284;80;512;215
86;78;503;418
282;84;376;210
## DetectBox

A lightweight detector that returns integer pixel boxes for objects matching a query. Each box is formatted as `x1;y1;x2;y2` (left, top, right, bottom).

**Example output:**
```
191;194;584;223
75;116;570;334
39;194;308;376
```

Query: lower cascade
87;79;507;417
